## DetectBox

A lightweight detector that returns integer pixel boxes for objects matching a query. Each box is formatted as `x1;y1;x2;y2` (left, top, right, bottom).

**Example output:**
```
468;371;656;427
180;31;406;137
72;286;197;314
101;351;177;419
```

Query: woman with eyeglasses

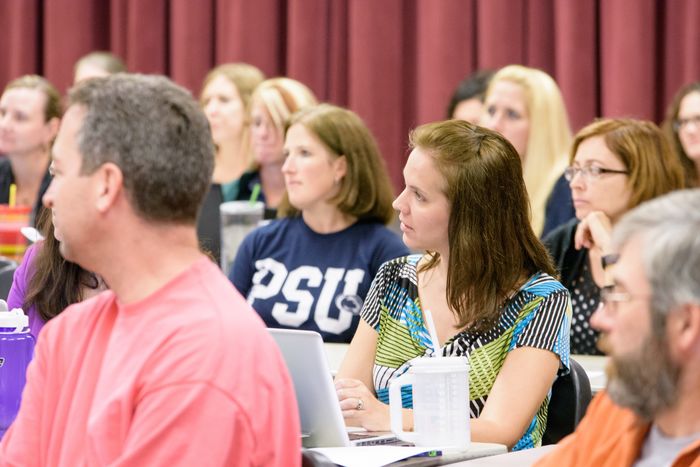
662;81;700;187
543;118;685;355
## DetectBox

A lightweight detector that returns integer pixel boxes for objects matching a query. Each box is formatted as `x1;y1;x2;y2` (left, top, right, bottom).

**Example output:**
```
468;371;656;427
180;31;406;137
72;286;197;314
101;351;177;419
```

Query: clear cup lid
219;201;265;215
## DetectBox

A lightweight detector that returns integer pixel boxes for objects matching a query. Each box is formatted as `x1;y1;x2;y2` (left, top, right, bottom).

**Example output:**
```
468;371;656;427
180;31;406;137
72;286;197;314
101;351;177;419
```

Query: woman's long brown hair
23;208;99;322
411;120;557;332
661;81;700;187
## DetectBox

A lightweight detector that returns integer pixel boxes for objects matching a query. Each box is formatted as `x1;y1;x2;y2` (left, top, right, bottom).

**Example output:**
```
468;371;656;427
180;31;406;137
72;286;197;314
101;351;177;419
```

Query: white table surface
392;443;508;466
325;342;350;375
572;354;608;393
447;445;556;466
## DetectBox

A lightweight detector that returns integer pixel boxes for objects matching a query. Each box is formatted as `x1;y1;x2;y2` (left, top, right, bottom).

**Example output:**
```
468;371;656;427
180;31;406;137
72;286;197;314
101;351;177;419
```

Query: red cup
0;205;31;263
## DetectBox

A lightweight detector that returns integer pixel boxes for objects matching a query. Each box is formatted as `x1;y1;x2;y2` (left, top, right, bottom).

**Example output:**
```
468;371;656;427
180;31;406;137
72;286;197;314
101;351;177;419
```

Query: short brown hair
662;82;700;186
571;118;686;209
279;104;395;224
411;119;557;330
68;74;214;224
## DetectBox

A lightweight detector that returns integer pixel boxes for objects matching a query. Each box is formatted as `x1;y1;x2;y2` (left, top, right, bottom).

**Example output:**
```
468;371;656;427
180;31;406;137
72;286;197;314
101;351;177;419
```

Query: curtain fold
216;0;285;77
477;0;526;67
170;0;214;91
554;0;598;131
415;0;476;123
600;0;658;119
0;0;40;78
1;0;698;191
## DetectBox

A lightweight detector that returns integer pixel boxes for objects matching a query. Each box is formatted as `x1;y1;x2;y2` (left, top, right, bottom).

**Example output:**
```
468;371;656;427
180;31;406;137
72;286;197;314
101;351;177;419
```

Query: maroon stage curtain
1;0;699;192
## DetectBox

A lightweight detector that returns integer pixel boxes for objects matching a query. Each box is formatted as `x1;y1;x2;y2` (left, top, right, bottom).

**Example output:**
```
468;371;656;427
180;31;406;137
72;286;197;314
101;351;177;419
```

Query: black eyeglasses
564;166;629;182
673;115;700;132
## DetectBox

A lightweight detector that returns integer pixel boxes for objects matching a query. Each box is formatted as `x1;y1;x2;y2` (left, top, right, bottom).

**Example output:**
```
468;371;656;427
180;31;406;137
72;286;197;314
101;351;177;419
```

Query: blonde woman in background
73;51;126;83
235;78;318;218
200;63;265;201
196;63;265;262
482;65;573;237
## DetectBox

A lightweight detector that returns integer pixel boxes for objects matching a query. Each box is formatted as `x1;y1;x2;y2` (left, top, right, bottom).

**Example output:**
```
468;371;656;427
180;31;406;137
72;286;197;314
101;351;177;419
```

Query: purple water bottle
0;300;35;439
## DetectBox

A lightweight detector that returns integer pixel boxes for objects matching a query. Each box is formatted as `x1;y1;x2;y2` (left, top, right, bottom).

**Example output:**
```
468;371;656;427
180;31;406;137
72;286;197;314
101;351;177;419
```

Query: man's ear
94;162;123;213
668;303;700;357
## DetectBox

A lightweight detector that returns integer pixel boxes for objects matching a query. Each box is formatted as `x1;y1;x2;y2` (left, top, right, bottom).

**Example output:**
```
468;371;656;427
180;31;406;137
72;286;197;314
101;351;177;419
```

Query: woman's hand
335;378;391;431
574;211;613;255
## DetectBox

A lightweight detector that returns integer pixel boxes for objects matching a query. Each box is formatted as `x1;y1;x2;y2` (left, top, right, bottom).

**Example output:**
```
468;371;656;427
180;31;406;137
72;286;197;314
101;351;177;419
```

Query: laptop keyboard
350;432;411;446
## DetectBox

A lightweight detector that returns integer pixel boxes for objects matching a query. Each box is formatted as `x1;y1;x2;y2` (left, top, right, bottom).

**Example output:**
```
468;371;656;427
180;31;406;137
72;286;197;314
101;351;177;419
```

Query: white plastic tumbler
389;356;470;447
219;201;264;275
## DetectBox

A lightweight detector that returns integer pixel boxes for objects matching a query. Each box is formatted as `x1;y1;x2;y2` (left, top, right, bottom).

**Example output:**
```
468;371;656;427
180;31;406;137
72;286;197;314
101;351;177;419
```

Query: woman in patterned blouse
336;119;572;450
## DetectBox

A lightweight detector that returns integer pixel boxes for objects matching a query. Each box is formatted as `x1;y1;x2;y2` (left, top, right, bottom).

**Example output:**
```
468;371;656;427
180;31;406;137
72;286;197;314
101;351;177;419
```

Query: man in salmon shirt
537;189;700;467
0;74;300;466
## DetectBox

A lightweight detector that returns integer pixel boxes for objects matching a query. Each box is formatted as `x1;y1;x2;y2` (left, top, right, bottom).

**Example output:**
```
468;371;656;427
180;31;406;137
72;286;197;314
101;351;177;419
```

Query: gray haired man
0;75;300;466
537;189;700;466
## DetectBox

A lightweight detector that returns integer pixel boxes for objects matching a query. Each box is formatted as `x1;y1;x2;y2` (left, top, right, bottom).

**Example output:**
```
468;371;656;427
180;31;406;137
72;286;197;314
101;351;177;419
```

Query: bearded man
537;189;700;466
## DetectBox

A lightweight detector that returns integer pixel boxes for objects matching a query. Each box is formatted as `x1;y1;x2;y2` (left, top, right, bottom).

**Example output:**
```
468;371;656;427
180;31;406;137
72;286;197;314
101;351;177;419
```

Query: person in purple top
7;208;105;339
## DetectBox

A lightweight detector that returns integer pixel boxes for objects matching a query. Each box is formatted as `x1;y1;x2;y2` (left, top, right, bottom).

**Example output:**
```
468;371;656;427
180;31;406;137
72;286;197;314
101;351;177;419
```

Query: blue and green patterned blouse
361;255;572;450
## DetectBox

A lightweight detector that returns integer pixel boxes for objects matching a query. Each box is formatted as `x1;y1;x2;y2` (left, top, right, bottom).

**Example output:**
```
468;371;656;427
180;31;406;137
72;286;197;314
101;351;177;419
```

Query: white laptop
269;328;399;448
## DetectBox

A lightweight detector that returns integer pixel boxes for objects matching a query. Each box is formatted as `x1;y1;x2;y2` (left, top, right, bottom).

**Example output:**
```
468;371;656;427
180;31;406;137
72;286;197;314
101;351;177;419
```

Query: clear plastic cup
0;206;31;263
219;201;264;275
389;356;470;447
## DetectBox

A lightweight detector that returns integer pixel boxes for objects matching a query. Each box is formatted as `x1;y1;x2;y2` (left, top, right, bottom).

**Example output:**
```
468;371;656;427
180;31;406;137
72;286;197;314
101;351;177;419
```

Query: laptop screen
269;329;352;448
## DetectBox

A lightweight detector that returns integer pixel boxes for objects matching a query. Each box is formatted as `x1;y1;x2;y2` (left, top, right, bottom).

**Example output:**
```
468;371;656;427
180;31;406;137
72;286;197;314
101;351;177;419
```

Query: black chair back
301;448;336;467
542;357;592;445
196;184;224;266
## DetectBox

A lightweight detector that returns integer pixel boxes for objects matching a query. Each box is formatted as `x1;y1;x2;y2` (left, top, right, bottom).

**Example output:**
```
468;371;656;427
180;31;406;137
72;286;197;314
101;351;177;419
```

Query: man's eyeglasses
673;115;700;132
600;286;650;308
564;165;629;182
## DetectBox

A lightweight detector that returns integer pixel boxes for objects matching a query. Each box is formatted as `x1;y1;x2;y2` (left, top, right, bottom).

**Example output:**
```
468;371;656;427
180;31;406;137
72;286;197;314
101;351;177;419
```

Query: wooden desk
572;354;608;393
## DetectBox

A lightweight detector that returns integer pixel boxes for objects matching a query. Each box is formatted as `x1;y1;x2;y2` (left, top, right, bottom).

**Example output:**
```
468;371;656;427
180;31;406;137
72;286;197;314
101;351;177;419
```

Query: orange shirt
536;392;700;467
0;257;301;466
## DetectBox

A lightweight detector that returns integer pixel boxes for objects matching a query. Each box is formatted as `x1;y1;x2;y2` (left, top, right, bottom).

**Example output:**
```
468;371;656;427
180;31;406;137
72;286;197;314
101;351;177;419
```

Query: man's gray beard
605;332;681;421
